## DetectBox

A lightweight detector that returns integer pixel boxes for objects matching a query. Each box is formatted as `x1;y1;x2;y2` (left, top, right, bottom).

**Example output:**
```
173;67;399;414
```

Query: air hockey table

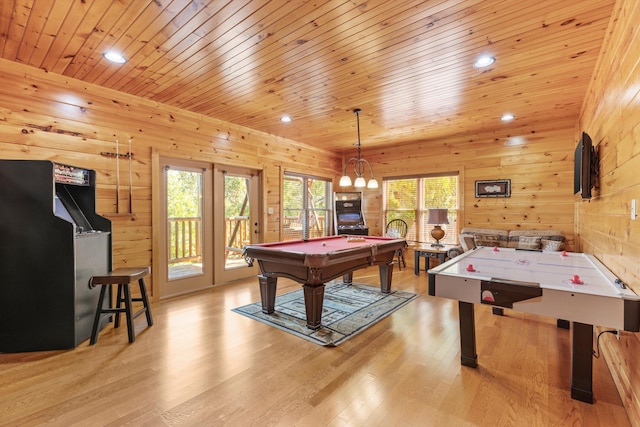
428;246;640;403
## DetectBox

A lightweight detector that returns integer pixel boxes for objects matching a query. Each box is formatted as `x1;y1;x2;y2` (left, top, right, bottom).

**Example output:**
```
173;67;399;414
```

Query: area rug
232;281;417;346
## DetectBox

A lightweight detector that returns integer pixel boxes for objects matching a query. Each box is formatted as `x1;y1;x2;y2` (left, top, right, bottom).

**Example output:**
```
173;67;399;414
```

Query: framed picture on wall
475;179;511;198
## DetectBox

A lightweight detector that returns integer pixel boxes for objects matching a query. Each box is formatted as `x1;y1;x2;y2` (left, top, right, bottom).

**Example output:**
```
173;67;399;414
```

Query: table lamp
427;208;449;247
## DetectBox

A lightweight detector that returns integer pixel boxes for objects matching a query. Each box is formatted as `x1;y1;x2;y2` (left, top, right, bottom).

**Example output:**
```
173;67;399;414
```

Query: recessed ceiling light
501;113;515;121
280;115;292;123
473;55;495;68
103;51;127;64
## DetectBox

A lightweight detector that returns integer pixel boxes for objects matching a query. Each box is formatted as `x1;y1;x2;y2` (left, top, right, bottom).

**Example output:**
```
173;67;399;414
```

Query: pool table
243;235;407;329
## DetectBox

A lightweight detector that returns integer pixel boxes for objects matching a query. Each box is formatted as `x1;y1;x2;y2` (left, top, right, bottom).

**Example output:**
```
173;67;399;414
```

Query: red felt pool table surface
251;235;399;254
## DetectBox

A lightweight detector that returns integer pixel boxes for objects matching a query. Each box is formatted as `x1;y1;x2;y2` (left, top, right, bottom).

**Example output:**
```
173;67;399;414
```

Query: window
384;173;458;244
283;172;332;240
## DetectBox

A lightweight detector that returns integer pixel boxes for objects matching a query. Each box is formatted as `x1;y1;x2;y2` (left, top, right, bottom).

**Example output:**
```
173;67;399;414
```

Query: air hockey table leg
571;321;594;403
459;301;478;368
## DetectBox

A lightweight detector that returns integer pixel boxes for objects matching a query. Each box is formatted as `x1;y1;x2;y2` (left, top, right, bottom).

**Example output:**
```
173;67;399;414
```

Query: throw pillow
460;234;476;251
474;233;501;247
517;236;541;250
541;239;564;251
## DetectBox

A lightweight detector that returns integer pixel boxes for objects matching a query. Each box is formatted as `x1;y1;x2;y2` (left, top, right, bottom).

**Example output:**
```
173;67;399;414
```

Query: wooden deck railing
168;216;251;264
168;217;202;263
169;214;334;264
225;216;250;261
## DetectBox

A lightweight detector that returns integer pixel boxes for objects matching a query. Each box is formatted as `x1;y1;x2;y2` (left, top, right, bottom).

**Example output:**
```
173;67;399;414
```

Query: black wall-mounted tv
573;131;598;200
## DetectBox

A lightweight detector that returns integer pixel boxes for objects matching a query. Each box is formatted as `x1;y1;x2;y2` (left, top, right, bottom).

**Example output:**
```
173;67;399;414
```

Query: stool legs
119;283;135;343
114;284;123;328
90;284;110;345
89;273;153;345
139;277;154;326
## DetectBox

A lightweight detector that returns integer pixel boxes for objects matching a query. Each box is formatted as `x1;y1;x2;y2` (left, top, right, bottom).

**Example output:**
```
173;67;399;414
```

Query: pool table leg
303;284;325;330
258;275;277;314
378;263;393;293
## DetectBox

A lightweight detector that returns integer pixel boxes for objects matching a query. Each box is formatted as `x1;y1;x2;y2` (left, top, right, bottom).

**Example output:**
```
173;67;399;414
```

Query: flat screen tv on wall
573;131;598;200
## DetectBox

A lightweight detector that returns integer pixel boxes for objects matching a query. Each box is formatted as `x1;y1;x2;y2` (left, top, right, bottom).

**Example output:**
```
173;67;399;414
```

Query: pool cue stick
128;138;133;213
115;138;120;213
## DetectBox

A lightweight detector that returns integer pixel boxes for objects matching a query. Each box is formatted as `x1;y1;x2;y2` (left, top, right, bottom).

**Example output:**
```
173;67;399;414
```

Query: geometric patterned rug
232;280;418;346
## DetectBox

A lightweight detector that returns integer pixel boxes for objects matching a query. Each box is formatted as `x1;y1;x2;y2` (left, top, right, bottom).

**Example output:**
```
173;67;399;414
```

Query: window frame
383;172;459;245
282;171;333;241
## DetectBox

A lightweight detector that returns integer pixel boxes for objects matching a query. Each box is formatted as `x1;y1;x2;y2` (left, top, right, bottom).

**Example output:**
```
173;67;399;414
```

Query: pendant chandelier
339;108;378;189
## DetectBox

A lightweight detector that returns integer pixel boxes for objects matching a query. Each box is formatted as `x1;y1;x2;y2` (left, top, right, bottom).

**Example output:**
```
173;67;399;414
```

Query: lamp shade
354;176;366;188
427;208;449;225
339;175;352;187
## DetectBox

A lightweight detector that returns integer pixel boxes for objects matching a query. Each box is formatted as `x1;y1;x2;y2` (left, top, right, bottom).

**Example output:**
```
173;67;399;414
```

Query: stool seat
89;266;153;345
89;266;151;287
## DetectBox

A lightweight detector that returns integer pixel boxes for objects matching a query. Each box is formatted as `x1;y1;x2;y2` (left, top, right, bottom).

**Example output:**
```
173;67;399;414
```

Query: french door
157;158;260;298
213;165;260;284
158;158;213;298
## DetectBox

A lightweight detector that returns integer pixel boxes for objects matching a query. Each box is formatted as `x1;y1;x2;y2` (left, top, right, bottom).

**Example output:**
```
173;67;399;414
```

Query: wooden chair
386;219;408;270
89;267;153;345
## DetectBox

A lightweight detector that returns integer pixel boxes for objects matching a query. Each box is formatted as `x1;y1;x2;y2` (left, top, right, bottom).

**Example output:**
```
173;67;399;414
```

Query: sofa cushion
459;228;509;251
473;233;503;248
541;238;564;251
517;235;541;250
449;228;567;259
459;234;476;251
508;230;565;249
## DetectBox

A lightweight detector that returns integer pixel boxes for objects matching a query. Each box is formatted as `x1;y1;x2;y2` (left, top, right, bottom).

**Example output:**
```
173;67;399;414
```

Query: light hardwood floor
0;265;631;426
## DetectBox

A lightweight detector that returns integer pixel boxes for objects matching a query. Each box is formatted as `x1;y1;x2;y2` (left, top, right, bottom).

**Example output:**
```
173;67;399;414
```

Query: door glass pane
224;174;250;269
283;175;304;240
307;178;330;238
167;169;203;279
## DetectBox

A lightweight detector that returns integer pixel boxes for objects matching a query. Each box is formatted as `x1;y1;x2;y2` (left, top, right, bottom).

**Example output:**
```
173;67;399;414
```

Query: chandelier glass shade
339;109;378;189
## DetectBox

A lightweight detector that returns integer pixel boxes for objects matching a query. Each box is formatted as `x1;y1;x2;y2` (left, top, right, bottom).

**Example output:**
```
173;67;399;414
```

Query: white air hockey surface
428;246;639;330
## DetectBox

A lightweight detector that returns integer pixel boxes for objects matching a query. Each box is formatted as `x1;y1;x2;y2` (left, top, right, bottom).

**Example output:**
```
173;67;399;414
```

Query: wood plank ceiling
0;0;616;152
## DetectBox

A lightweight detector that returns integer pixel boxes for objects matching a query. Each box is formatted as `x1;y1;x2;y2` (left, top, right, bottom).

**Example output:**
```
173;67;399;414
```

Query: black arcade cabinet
0;160;112;352
334;191;369;235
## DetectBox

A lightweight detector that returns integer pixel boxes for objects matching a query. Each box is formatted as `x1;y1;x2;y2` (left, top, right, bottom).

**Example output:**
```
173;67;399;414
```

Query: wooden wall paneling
362;189;382;236
577;0;640;424
0;59;341;303
265;164;282;242
366;123;577;247
151;147;161;297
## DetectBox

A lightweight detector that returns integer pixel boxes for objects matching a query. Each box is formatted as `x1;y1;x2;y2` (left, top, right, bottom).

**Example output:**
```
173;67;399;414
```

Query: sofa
447;227;566;258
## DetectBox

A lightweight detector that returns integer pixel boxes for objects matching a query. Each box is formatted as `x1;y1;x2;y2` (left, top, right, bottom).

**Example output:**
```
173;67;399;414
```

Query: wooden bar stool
89;266;153;345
